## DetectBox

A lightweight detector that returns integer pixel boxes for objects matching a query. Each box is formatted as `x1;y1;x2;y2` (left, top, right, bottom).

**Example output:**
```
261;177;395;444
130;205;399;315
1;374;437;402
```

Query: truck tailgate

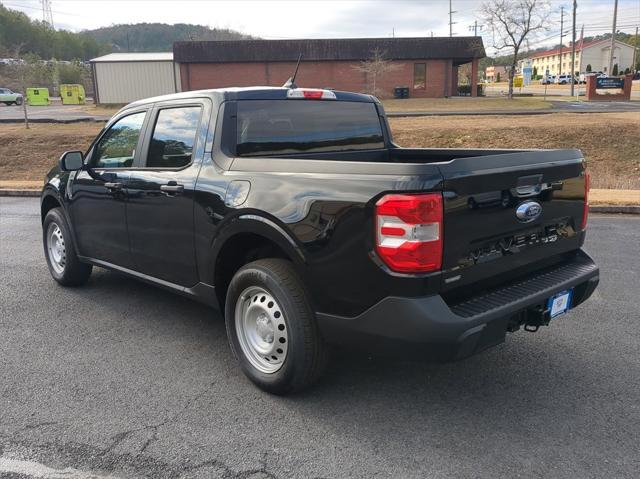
437;149;587;293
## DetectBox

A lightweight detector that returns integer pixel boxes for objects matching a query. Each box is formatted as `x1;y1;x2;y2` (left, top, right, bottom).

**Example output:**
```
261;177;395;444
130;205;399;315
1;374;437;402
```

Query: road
484;83;640;99
0;103;110;122
1;197;639;479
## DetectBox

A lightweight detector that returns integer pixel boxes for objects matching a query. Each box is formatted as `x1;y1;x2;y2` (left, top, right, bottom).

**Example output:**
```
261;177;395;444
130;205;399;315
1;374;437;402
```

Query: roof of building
529;38;630;59
122;87;376;110
90;52;173;63
173;37;485;63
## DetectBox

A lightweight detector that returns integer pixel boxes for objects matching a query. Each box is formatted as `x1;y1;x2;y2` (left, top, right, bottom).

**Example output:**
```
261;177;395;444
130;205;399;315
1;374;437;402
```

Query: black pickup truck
41;87;599;394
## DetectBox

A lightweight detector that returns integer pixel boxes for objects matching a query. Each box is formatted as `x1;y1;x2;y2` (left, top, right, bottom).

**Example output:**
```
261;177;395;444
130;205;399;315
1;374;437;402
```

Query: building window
413;63;426;89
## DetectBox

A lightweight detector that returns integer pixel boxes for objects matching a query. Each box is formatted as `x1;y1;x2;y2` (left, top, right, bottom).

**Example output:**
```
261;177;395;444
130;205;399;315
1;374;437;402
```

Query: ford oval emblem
516;201;542;222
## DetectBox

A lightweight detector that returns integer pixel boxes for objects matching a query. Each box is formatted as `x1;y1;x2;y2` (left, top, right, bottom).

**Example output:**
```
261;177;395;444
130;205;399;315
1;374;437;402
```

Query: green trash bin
60;84;86;105
26;88;51;106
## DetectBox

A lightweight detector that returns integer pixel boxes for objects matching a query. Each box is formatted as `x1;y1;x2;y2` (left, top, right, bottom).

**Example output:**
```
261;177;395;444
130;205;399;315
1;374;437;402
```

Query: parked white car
0;88;23;105
555;74;576;85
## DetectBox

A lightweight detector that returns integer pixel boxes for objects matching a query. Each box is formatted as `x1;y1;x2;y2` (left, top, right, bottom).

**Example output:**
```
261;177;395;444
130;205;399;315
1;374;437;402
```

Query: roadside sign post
544;69;549;101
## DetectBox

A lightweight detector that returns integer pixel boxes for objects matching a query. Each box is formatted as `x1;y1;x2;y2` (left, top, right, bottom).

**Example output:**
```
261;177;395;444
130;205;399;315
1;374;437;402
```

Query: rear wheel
43;207;92;286
15;97;23;105
225;258;329;394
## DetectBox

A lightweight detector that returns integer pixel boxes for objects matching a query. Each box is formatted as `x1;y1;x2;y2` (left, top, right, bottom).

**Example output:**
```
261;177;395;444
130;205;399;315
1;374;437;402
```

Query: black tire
15;97;23;105
43;207;92;286
225;258;329;394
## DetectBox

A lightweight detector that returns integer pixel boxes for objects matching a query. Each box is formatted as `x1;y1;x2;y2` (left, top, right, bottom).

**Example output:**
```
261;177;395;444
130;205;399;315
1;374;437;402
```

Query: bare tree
481;0;550;99
353;48;400;98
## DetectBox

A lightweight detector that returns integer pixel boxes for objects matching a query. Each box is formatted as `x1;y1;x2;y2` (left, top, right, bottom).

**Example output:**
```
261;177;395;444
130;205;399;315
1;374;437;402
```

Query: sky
3;0;640;56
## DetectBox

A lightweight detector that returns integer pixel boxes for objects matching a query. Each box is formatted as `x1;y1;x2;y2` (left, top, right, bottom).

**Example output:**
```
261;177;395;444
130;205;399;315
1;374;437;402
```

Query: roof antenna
283;53;302;88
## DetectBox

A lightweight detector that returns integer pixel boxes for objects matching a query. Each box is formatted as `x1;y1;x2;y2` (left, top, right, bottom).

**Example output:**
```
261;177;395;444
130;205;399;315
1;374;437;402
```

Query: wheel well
214;233;291;311
41;195;61;223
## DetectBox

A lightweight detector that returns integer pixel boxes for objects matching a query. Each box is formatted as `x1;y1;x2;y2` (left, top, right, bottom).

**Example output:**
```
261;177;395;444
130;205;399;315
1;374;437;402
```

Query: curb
1;189;639;214
385;108;640;117
0;189;40;197
0;118;109;124
590;205;640;214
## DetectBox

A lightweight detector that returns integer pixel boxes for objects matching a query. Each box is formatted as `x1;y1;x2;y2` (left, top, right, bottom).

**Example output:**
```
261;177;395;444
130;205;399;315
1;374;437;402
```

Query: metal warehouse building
90;52;180;104
173;37;485;98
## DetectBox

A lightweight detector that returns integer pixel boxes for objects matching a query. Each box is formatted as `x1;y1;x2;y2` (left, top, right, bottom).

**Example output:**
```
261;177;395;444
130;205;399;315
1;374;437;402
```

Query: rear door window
236;100;384;157
146;106;202;168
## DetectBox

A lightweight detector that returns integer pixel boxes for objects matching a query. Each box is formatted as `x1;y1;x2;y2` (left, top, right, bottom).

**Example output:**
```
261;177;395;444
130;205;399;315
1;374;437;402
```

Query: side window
413;63;426;89
91;111;146;168
146;106;202;168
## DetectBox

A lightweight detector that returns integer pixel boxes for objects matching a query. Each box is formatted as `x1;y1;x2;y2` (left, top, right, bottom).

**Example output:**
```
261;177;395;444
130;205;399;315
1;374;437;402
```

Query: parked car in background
555;74;576;85
41;86;599;394
579;72;607;84
0;88;23;105
539;75;555;85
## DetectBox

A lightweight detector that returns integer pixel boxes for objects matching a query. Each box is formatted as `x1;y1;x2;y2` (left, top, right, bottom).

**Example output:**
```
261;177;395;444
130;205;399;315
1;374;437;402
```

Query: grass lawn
390;112;640;189
383;96;552;112
1;112;638;190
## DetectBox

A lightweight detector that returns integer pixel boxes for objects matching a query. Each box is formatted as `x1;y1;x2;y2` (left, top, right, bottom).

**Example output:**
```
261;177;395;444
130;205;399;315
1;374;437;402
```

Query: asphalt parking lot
1;197;639;479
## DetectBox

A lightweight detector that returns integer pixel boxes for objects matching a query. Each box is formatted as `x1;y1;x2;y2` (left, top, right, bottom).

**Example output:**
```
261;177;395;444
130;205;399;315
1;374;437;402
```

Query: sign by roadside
513;77;524;88
596;77;624;89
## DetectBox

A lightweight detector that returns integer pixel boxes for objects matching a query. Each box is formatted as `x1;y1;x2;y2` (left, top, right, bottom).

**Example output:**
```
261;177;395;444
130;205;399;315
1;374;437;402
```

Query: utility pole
633;26;639;74
449;0;457;37
570;0;577;95
608;0;618;75
40;0;53;27
468;20;483;37
559;6;565;75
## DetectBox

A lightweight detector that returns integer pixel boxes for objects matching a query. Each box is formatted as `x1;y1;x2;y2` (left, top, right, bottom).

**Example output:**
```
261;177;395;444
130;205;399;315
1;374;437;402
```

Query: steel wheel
235;286;288;374
46;222;66;274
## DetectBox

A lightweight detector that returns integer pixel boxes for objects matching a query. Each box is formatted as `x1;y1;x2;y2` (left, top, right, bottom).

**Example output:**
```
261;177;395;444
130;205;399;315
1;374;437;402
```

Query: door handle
104;182;123;191
160;183;184;195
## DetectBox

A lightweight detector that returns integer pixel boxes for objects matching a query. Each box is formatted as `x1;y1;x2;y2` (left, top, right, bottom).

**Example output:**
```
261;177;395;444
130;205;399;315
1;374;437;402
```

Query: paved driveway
1;197;639;479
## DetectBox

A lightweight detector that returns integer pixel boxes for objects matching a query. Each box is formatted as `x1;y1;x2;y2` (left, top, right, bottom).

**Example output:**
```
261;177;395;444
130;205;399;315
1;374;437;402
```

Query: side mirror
59;151;84;171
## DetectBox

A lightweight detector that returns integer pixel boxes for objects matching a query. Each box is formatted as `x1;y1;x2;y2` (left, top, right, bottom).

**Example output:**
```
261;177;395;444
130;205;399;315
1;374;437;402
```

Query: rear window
236;100;384;157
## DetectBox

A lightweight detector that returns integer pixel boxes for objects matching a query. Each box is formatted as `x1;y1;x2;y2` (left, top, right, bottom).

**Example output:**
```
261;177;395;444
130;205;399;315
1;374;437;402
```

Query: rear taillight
582;170;590;230
375;193;443;273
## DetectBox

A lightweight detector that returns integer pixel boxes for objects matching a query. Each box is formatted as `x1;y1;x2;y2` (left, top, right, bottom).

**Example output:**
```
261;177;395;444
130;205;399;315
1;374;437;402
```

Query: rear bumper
316;249;599;361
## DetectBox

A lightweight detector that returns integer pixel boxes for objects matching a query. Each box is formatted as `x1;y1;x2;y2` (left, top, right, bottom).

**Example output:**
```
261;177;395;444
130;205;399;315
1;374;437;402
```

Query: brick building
173;37;485;98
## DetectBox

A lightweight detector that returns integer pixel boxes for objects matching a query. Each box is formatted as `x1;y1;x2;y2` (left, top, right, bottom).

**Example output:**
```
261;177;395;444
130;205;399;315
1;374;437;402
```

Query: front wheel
15;97;23;105
43;207;92;286
225;258;329;394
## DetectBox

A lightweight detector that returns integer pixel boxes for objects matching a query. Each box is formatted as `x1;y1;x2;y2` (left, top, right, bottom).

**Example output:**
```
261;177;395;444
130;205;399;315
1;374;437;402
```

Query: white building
525;39;635;77
90;52;180;104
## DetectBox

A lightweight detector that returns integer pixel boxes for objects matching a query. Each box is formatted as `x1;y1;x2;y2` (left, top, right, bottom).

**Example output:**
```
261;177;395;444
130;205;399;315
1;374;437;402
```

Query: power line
3;1;85;18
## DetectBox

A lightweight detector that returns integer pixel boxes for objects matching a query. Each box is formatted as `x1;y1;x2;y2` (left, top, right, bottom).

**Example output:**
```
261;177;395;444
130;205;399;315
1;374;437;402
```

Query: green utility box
60;84;86;105
26;88;51;106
